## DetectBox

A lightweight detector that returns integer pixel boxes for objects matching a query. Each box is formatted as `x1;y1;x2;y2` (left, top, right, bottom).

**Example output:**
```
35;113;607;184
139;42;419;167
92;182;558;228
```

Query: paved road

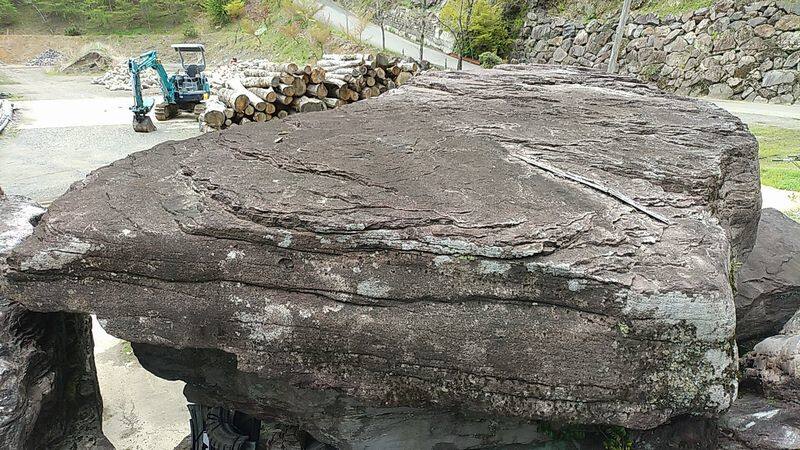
708;98;800;129
315;0;480;70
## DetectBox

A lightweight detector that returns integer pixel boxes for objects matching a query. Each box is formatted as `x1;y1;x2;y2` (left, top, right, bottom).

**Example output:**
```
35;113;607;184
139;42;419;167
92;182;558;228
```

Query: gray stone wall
513;0;800;104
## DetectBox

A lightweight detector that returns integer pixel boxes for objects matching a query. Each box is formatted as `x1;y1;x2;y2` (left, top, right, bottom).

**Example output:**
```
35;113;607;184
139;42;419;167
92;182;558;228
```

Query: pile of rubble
26;49;64;67
200;53;420;130
92;61;159;91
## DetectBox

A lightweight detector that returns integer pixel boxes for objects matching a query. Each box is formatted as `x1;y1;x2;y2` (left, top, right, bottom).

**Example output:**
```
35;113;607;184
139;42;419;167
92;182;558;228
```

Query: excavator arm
128;50;174;132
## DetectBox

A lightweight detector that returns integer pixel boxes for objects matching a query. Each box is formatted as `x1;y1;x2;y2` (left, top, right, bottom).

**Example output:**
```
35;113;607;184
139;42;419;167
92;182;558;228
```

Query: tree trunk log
249;87;278;103
292;96;326;113
275;84;296;97
217;87;249;113
306;83;328;99
323;97;345;109
275;93;293;105
226;78;268;112
200;98;226;128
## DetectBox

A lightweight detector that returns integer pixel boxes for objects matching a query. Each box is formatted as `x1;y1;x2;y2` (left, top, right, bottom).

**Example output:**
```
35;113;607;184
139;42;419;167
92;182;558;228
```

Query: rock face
0;195;110;449
735;208;800;347
718;393;800;449
4;66;761;441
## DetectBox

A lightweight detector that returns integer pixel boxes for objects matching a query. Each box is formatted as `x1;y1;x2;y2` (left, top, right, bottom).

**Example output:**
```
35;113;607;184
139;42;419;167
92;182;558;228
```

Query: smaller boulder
736;209;800;347
718;394;800;449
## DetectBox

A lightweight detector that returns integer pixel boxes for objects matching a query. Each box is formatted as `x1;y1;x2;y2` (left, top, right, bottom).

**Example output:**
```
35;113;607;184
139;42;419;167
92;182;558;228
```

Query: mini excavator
128;44;211;132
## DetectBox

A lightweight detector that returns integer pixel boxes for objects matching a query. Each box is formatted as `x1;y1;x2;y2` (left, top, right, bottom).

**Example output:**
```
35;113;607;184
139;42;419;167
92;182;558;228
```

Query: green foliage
64;25;83;35
600;426;632;450
205;0;231;26
27;0;198;33
182;24;199;39
441;0;512;59
549;0;715;20
479;51;502;68
224;0;245;20
750;125;800;192
537;422;586;441
0;0;17;26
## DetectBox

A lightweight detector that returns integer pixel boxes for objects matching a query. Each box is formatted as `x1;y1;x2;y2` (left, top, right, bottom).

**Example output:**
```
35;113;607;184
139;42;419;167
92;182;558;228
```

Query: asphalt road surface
315;0;481;70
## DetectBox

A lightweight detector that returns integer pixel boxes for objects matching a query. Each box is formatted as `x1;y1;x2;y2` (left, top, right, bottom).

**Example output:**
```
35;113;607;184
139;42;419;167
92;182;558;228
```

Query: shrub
0;0;18;26
64;25;83;36
182;24;199;39
224;0;246;20
479;51;502;68
441;0;512;59
204;0;230;25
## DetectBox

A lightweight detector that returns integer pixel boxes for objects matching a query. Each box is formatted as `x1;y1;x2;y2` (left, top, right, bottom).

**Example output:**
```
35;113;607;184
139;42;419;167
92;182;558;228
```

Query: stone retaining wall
513;0;800;104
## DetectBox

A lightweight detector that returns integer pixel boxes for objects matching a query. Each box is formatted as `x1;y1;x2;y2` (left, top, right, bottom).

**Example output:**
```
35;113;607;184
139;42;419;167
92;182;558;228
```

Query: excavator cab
171;44;209;107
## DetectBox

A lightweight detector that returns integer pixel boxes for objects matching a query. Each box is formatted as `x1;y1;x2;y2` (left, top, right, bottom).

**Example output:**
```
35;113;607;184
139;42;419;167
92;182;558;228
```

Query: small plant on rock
479;51;502;68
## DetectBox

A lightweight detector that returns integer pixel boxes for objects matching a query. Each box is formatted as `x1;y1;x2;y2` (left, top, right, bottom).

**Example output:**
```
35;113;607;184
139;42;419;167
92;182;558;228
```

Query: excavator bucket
133;115;156;133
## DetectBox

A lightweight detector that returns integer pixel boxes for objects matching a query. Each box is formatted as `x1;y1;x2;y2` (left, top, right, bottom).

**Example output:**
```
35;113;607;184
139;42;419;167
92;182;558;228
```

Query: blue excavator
128;44;211;132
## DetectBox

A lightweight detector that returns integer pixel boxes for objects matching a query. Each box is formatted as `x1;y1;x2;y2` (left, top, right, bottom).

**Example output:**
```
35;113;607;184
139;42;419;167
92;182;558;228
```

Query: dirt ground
93;318;190;450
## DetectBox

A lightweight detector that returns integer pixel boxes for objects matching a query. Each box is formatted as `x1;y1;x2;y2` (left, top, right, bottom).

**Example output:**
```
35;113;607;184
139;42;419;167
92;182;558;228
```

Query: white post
608;0;633;74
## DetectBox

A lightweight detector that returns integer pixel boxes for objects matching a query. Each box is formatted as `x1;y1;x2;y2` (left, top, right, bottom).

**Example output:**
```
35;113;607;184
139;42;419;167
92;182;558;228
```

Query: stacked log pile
200;54;420;131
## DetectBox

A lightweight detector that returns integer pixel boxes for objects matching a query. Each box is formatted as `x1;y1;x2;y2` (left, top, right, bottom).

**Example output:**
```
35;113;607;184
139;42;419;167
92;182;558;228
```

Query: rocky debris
26;48;65;67
514;0;800;104
0;194;111;449
4;66;761;442
735;208;800;348
61;51;115;74
741;307;800;403
718;394;800;449
93;61;159;91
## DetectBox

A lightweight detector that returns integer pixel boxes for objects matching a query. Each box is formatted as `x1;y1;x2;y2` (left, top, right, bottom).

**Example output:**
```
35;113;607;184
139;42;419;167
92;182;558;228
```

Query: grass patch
550;0;715;20
750;124;800;192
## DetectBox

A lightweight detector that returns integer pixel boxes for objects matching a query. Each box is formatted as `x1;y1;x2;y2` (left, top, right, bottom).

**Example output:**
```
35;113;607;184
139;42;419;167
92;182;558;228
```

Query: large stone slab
735;208;800;347
4;66;761;432
0;195;111;449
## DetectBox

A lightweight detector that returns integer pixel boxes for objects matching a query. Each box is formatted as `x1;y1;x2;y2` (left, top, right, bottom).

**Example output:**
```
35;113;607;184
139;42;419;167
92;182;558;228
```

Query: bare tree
360;0;397;50
413;0;435;62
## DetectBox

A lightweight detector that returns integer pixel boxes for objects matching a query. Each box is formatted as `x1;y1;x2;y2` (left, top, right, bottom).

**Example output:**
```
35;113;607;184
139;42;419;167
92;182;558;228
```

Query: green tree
440;0;509;69
0;0;18;26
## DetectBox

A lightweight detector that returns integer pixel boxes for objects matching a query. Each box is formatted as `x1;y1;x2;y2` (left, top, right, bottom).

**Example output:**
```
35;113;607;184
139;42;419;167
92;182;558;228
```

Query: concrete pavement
0;66;200;204
709;98;800;129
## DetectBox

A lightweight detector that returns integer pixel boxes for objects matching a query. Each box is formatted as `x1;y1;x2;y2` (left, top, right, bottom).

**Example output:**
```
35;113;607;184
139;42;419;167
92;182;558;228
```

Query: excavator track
154;102;180;121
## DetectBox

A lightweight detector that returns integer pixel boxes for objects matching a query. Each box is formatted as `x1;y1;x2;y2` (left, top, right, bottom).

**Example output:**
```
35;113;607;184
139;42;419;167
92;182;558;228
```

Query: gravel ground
0;66;200;204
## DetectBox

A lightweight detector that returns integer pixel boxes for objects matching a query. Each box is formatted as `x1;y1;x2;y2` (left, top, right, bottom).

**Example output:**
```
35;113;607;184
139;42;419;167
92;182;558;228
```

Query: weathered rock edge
0;195;111;449
735;208;800;347
4;65;761;430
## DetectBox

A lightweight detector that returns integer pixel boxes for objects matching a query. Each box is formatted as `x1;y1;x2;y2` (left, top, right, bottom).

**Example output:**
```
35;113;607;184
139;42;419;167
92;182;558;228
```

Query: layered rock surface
0;195;110;449
4;66;761;438
735;208;800;347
